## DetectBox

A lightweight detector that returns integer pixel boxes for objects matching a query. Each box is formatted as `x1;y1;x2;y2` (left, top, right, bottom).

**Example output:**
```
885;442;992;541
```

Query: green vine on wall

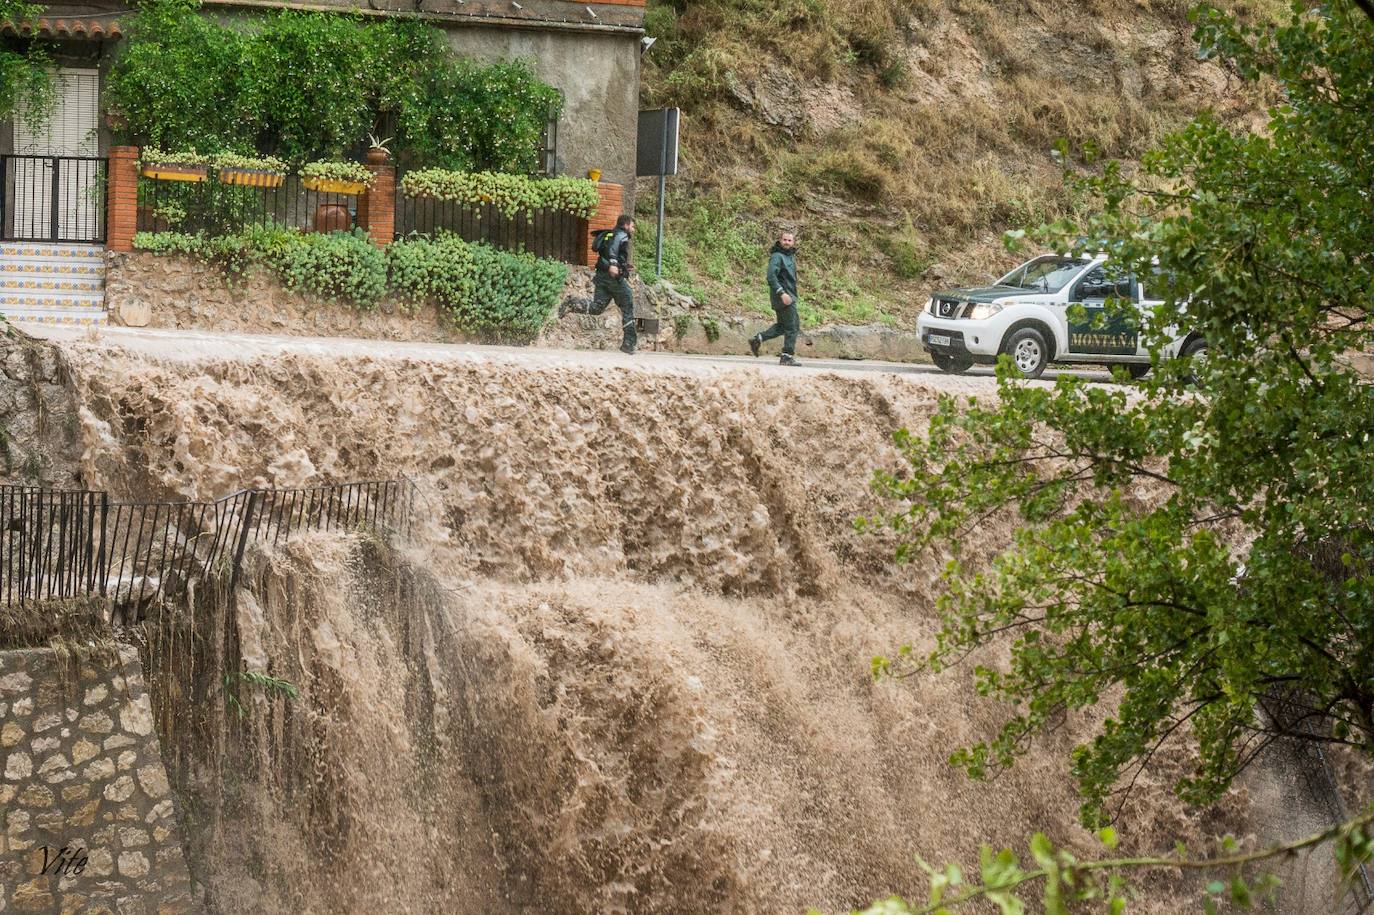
0;0;57;129
106;0;561;172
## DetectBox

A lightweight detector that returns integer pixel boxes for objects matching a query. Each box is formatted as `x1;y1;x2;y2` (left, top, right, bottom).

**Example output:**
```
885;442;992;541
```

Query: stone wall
0;646;195;914
104;252;931;363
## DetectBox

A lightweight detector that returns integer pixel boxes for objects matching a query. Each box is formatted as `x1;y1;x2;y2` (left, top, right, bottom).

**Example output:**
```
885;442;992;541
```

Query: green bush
277;229;387;309
388;233;564;340
387;233;477;314
107;0;560;170
138;226;564;337
461;245;567;342
702;316;721;342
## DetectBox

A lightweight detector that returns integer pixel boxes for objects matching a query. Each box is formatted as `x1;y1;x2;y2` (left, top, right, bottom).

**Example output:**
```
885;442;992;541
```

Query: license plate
928;334;952;347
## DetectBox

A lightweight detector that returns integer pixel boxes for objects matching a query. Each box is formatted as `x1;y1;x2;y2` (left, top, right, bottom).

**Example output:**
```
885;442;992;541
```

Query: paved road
29;324;1117;386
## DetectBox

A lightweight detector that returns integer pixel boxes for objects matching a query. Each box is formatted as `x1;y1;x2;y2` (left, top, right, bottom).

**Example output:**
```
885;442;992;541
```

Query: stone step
0;257;105;277
0;274;104;293
0;242;105;261
1;306;107;327
0;290;105;309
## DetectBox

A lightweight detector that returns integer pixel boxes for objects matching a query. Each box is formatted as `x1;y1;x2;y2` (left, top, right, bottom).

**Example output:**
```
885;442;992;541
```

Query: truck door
1067;265;1140;356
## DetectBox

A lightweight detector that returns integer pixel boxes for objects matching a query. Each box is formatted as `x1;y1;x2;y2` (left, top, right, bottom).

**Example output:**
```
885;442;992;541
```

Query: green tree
104;0;560;170
868;0;1374;831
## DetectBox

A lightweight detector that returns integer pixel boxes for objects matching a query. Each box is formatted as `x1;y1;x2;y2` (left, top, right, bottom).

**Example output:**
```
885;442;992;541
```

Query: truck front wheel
1004;327;1050;379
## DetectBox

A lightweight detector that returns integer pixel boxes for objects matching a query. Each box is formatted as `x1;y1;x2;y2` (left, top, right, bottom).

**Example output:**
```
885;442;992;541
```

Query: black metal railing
0;155;108;244
136;172;357;236
0;479;415;611
394;185;582;263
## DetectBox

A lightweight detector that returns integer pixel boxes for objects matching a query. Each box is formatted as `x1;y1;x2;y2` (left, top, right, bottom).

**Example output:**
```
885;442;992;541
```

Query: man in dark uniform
748;231;801;366
561;214;639;354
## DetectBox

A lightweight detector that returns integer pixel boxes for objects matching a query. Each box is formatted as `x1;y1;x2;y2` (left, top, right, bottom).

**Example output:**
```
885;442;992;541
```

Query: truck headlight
965;302;1006;321
925;297;936;314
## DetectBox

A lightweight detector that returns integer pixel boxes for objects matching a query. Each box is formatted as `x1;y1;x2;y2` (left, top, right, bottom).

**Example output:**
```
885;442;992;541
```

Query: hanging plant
399;170;598;220
300;160;374;195
139;147;212;182
214;152;288;188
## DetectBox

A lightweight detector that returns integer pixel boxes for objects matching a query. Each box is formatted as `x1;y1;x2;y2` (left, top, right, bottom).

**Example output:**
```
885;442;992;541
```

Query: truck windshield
999;257;1089;292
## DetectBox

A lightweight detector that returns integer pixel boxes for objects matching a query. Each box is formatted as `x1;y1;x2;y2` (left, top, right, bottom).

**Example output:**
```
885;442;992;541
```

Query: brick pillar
577;182;624;268
359;152;396;247
106;146;140;252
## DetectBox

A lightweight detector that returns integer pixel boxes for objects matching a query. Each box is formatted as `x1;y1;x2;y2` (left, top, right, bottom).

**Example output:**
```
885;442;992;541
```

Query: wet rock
104;775;136;803
4;751;32;780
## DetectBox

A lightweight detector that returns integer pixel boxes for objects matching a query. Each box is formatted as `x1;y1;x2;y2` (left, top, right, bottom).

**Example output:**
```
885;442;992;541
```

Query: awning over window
0;18;124;39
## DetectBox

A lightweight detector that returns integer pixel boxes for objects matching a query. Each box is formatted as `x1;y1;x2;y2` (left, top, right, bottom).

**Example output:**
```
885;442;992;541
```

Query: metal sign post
636;108;680;279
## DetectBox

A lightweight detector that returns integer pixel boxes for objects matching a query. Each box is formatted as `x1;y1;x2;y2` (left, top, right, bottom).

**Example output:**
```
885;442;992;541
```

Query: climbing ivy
106;0;561;171
0;0;57;129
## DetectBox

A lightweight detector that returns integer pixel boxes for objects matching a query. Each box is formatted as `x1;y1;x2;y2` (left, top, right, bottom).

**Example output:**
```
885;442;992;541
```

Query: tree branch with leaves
864;0;1374;836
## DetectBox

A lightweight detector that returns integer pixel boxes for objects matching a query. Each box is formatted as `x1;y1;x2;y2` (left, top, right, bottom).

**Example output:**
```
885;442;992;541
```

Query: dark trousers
574;272;636;351
757;301;799;355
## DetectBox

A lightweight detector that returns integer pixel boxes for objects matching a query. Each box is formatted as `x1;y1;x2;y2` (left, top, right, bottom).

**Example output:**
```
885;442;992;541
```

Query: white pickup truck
915;254;1208;379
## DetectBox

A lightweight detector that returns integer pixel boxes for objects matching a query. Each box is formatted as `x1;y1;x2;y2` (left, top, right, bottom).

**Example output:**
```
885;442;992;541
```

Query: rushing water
36;332;1330;913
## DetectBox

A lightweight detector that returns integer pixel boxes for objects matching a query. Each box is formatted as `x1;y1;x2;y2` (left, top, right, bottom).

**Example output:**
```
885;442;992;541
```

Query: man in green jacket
749;232;801;366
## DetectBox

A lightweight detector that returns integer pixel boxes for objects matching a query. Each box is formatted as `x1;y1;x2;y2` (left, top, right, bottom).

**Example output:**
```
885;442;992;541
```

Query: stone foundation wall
104;252;929;363
0;646;195;914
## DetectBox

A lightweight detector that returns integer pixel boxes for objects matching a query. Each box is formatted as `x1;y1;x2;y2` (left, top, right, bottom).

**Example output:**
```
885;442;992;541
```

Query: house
0;0;644;325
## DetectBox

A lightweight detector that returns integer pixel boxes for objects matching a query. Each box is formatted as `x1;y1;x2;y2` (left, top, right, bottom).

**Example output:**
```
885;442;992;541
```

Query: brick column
106;146;140;253
359;152;396;247
577;182;624;268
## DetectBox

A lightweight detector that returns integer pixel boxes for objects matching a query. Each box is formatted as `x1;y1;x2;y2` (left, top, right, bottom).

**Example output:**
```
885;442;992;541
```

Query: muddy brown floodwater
24;326;1341;913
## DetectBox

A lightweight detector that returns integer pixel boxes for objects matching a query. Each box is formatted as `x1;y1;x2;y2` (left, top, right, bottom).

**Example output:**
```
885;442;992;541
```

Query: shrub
388;233;564;339
277;229;387;309
459;245;567;342
673;313;693;339
138;225;565;337
387;233;477;314
702;316;721;342
133;231;206;257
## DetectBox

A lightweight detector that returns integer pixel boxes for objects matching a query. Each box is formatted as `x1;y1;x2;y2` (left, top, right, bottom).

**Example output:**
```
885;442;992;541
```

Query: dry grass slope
639;0;1282;325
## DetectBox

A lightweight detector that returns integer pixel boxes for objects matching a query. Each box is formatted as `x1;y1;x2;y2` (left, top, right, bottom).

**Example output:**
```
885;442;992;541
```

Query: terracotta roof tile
0;17;124;38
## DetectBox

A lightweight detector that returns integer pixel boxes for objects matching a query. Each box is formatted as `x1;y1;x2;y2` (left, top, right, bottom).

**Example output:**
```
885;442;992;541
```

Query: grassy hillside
636;0;1279;326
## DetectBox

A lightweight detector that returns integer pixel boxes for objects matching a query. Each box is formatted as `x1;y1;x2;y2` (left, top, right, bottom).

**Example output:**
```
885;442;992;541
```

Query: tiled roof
0;18;124;39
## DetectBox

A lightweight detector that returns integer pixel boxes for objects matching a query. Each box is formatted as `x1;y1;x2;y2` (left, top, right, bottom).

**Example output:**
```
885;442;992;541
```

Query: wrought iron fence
0;155;108;243
136;173;357;236
0;479;415;611
394;187;582;262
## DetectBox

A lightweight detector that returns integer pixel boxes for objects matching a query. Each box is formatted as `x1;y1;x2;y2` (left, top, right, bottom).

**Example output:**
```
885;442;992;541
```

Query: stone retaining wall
104;252;930;363
0;646;195;914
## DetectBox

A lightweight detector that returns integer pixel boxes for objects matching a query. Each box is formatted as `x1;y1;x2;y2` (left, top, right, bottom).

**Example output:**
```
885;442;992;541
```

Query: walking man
749;231;801;366
562;214;638;354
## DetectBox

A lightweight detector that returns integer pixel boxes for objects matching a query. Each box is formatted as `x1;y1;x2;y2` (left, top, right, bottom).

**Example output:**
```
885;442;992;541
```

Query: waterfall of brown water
45;334;1334;912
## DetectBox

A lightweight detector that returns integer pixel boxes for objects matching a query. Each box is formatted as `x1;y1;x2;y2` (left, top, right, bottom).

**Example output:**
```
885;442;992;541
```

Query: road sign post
636;108;680;280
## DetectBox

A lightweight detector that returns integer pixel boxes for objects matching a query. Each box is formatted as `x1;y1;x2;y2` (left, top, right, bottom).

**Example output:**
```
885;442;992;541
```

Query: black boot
779;353;799;366
748;335;761;357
